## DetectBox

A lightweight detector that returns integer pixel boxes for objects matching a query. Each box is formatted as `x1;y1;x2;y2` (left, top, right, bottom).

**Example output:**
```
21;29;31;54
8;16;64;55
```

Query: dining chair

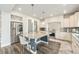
19;35;29;53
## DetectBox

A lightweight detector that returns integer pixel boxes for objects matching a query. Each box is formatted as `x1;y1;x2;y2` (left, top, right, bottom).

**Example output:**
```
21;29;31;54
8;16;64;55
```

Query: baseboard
1;43;11;48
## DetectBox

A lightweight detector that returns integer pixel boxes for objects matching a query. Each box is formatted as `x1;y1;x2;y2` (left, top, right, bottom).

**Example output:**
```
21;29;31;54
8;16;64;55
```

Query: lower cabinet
72;36;79;53
40;36;48;42
56;32;72;42
30;39;36;52
29;35;48;53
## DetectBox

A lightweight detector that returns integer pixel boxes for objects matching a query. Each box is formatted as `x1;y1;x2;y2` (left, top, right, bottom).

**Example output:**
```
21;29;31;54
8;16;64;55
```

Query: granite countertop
72;33;79;48
25;31;48;39
72;33;79;42
73;33;79;38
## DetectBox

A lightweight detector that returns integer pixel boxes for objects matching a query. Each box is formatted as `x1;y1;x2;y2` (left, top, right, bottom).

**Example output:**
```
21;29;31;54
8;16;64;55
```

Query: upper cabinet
63;12;79;27
63;16;70;27
69;14;75;27
74;12;79;27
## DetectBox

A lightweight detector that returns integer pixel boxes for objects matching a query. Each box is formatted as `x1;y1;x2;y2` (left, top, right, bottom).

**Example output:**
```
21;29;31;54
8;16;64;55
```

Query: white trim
1;43;11;47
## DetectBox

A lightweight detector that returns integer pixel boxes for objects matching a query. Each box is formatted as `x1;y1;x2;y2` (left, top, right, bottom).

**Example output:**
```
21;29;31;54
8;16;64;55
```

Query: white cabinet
63;17;70;27
64;14;76;27
69;15;75;27
63;12;79;27
56;32;72;41
74;12;79;27
72;36;79;53
55;32;65;40
69;12;79;27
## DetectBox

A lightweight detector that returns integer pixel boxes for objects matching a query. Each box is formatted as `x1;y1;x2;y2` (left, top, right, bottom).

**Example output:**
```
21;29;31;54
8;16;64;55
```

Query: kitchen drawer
72;36;79;53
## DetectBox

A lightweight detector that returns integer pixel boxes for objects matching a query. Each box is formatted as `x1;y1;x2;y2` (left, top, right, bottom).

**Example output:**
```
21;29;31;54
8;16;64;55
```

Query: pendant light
41;11;46;21
31;4;35;38
31;4;34;17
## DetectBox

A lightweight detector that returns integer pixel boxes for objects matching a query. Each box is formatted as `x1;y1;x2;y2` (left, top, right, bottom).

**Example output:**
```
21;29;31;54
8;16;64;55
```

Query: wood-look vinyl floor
0;43;32;54
0;38;72;54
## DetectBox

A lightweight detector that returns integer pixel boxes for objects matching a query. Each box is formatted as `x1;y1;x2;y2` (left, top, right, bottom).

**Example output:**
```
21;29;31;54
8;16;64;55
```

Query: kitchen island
24;31;48;54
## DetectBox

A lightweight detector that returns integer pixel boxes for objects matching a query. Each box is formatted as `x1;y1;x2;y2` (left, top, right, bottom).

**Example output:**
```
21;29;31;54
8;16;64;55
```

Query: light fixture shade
31;4;34;6
18;8;22;11
40;11;46;21
42;22;45;25
64;10;67;14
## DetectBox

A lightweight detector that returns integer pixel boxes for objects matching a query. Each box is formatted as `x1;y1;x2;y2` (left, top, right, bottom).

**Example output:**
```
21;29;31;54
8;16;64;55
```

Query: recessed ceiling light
64;10;67;14
63;4;67;6
33;14;36;16
50;14;53;16
42;22;45;25
40;17;43;19
18;8;22;11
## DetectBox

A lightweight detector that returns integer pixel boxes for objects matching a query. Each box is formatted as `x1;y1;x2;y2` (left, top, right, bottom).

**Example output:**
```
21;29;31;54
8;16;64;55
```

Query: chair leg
23;45;24;54
20;45;25;54
20;45;24;54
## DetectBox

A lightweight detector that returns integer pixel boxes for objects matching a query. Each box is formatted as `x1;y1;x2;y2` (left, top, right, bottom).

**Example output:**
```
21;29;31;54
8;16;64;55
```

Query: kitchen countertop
72;33;79;39
24;31;48;39
72;33;79;44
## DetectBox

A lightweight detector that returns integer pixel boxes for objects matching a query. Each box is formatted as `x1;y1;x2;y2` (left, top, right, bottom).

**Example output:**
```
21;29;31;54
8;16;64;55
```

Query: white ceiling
0;4;79;20
0;4;14;12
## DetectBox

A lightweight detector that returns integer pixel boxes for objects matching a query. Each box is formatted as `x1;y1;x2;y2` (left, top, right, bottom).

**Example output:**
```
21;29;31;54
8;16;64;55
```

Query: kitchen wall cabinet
0;13;1;47
64;14;75;27
74;12;79;27
69;15;75;27
63;17;70;27
63;12;79;27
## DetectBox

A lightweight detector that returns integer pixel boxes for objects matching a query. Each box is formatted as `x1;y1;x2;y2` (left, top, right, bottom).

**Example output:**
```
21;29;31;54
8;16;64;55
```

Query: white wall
0;11;40;47
0;12;1;47
1;11;11;47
